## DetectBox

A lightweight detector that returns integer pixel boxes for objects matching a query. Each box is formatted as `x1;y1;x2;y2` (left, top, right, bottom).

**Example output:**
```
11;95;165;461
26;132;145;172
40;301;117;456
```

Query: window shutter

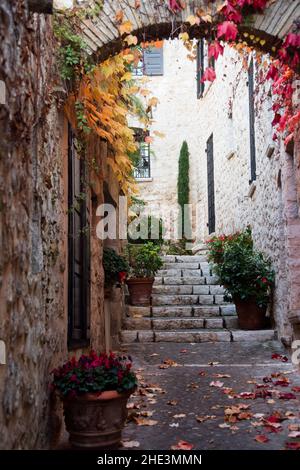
197;40;204;98
144;47;164;76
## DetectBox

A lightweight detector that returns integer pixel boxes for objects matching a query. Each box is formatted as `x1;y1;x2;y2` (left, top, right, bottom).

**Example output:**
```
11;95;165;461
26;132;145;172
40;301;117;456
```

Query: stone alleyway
120;341;300;451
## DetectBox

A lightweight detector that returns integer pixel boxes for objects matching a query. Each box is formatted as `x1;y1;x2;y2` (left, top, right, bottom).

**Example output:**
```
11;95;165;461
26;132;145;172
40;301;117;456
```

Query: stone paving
120;341;300;450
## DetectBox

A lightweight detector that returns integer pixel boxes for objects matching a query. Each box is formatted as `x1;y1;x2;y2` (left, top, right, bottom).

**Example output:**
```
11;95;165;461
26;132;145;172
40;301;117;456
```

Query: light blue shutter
144;47;164;76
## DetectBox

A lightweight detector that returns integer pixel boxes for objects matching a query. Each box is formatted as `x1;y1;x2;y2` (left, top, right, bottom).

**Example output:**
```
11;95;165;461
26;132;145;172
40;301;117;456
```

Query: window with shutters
132;44;164;77
132;128;151;179
197;39;215;99
248;58;256;183
68;124;90;349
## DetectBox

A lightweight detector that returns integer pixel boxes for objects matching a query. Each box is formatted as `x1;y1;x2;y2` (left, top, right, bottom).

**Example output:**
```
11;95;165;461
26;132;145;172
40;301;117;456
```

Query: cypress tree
177;141;191;239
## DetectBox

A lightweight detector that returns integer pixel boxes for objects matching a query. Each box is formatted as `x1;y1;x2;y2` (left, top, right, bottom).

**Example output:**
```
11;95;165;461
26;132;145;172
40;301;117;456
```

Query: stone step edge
120;329;276;343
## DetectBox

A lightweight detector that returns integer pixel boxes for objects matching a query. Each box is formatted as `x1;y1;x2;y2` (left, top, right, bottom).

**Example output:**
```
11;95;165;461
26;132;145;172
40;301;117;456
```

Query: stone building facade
0;0;125;449
134;39;298;342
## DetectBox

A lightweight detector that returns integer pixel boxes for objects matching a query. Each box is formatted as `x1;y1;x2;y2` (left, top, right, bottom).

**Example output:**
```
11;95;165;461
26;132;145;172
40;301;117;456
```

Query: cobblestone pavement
120;341;300;450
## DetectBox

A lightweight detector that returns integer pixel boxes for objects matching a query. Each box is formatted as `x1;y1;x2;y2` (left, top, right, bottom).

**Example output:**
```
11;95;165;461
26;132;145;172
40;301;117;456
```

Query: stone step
153;284;225;295
163;262;200;270
152;304;236;318
152;293;231;306
152;317;226;330
161;255;208;263
120;328;276;343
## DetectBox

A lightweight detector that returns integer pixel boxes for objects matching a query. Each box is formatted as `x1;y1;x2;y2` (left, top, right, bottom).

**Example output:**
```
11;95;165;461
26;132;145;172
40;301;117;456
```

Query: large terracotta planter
63;390;132;449
126;278;154;306
234;297;267;330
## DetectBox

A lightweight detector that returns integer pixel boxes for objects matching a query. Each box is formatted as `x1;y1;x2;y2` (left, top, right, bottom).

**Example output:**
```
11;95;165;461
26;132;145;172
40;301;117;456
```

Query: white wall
131;39;291;339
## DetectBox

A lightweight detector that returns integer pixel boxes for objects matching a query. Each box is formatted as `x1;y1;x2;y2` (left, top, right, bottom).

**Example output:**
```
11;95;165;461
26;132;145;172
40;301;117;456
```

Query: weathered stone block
176;255;207;263
220;305;237;316
205;276;220;285
161;255;176;262
231;330;275;342
123;318;151;330
152;306;193;317
152;294;199;306
155;330;231;342
193;285;210;295
164;262;199;270
152;318;205;330
223;316;239;329
120;330;138;343
193;306;220;317
154;277;163;285
209;285;225;295
152;285;193;295
182;269;202;277
182;276;205;285
199;295;214;305
205;318;224;328
158;269;180;277
214;294;228;304
126;306;151;318
163;277;184;285
138;331;155;342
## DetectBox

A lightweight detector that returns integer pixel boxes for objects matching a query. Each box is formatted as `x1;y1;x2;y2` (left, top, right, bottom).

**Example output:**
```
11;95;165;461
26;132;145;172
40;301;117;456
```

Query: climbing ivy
177;141;191;239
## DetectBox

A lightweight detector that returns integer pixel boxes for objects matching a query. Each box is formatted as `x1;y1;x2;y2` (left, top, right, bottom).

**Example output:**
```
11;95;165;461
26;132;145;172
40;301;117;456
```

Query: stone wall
135;39;293;340
0;1;124;449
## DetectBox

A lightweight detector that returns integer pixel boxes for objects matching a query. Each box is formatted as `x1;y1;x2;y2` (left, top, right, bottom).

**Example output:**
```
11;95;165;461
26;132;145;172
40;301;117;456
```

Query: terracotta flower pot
63;390;133;449
234;297;267;330
126;278;154;306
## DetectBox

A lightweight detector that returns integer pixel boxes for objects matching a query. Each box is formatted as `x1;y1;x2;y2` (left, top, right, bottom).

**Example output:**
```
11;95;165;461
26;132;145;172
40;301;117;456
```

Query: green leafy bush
210;229;275;307
127;243;163;278
206;227;253;265
103;248;129;287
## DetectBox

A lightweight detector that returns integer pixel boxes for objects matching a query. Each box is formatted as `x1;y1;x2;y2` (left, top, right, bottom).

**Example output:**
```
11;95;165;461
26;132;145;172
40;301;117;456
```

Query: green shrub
126;242;163;278
210;229;275;307
103;248;129;287
177;141;191;239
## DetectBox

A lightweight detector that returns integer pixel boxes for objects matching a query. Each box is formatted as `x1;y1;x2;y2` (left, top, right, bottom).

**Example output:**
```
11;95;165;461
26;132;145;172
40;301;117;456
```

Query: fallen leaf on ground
187;383;199;390
180;349;188;353
122;440;140;448
267;399;275;404
219;423;231;429
171;440;194;450
159;358;180;369
255;435;269;443
134;418;158;426
208;361;220;366
149;353;159;357
213;373;231;378
196;415;216;423
210;381;224;388
173;414;186;419
279;392;297;400
198;371;206;376
288;431;300;438
140;411;154;417
253;413;265;419
167;400;178;406
292;386;300;392
285;441;300;450
169;423;179;428
288;424;300;431
271;353;288;362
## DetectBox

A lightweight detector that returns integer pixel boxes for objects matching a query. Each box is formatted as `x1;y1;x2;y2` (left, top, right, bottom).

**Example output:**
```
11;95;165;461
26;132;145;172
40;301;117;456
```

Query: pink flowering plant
51;351;137;398
206;227;253;265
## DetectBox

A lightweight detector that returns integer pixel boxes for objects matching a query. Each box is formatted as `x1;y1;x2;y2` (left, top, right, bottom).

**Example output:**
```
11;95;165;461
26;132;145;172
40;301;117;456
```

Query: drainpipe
28;0;74;14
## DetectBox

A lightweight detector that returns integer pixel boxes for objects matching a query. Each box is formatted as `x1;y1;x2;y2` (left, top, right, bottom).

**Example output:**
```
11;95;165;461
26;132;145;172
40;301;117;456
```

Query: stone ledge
231;330;276;342
154;329;231;343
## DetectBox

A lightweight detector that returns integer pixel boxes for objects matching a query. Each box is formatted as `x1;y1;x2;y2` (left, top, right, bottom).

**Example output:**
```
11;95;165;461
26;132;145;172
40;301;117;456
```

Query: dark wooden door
68;125;90;348
207;134;215;234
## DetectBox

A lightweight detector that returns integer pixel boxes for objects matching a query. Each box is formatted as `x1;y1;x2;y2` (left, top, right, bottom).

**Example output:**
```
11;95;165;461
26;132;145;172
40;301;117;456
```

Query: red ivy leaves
169;0;183;12
208;41;224;60
201;67;216;83
217;21;238;41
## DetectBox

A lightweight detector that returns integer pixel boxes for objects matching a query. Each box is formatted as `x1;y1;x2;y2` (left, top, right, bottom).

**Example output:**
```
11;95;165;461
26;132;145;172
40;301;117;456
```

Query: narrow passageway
121;341;300;450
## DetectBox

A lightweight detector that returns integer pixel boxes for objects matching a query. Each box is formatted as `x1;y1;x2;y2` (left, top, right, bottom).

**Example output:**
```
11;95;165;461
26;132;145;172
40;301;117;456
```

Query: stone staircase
121;250;276;344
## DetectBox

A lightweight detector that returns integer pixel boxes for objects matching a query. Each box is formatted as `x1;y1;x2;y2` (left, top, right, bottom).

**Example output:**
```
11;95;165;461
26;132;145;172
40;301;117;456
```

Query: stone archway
71;0;299;62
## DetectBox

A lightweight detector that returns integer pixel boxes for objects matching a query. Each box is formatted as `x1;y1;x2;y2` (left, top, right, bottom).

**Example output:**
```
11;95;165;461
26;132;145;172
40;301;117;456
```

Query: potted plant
103;248;129;298
126;242;163;306
207;229;275;330
51;351;137;449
